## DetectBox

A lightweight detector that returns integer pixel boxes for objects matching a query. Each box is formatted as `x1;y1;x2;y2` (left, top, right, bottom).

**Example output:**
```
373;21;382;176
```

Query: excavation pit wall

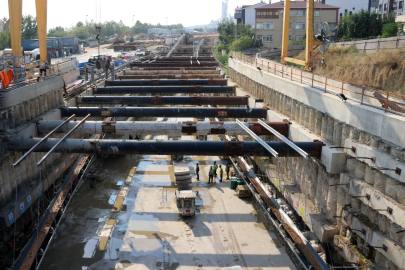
0;75;82;241
229;58;405;268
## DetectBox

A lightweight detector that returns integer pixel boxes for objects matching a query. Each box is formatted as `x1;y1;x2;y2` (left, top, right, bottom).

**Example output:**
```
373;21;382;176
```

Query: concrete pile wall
229;58;405;269
0;75;80;240
335;36;405;53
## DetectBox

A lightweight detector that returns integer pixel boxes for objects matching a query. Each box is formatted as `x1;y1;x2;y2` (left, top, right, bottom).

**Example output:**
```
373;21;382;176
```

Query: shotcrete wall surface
229;58;405;269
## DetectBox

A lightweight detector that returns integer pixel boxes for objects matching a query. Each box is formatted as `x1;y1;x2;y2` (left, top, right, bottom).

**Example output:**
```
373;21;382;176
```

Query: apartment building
234;2;269;27
255;1;339;49
378;0;404;17
317;0;379;16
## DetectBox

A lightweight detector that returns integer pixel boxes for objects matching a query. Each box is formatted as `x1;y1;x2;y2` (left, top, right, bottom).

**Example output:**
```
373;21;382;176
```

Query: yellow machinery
8;0;23;66
8;0;47;64
280;0;323;71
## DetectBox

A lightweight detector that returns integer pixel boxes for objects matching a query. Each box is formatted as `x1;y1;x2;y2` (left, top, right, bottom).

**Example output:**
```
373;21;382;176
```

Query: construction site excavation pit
40;133;298;270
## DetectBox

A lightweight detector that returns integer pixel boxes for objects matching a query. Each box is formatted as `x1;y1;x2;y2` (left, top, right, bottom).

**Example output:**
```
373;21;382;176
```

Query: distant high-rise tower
221;0;229;20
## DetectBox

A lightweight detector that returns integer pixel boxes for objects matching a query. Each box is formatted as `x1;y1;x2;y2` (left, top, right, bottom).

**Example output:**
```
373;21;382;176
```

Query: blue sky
0;0;276;29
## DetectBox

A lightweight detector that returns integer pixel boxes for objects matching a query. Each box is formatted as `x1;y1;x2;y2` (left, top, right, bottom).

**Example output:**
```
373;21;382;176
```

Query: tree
21;15;38;40
382;22;401;38
72;26;87;39
0;30;11;50
229;36;254;52
0;17;10;32
48;26;67;37
76;21;84;27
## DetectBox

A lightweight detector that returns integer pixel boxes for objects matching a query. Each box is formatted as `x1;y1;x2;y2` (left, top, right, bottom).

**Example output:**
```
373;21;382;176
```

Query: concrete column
315;111;322;136
333;121;342;146
370;136;380;148
0;113;3;131
0;166;10;208
280;94;285;114
291;100;297;121
385;178;397;200
364;166;375;185
278;93;283;112
396;185;405;205
327;174;339;220
34;98;40;117
354;161;366;179
14;106;21;127
315;166;327;213
341;123;350;147
18;105;25;124
299;104;305;126
374;171;387;193
309;108;316;132
8;108;15;130
304;106;310;129
2;111;9;130
326;116;334;142
321;114;328;139
295;102;300;123
349;127;360;141
39;96;45;115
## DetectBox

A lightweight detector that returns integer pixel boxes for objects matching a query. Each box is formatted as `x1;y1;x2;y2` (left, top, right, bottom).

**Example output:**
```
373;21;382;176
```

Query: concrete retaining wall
229;58;405;268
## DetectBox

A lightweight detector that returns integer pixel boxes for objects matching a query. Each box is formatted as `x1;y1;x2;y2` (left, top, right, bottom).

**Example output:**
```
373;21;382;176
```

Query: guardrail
232;51;405;116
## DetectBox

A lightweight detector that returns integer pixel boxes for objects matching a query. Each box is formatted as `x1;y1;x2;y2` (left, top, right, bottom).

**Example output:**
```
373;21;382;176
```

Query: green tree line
338;10;403;40
0;15;184;50
216;19;260;53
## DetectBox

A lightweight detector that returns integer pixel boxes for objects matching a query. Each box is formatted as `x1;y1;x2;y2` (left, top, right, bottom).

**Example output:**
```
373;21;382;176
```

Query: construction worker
208;166;214;183
226;163;231;180
39;61;49;76
213;161;218;178
195;163;200;181
219;165;223;182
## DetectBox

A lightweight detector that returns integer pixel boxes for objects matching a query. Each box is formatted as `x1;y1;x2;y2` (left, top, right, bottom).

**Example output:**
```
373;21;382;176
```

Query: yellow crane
8;0;48;64
280;0;323;71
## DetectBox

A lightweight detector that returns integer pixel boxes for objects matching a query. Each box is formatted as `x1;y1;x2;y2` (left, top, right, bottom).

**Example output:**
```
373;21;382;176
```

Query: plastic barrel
237;179;244;186
230;179;238;190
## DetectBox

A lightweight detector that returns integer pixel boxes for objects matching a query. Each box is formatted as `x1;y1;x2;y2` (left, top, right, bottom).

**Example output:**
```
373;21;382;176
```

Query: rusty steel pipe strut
6;138;322;158
93;86;235;95
75;96;248;106
130;62;218;67
60;107;268;118
131;66;217;70
117;74;225;79
155;57;215;61
125;69;220;75
37;120;290;136
105;79;227;87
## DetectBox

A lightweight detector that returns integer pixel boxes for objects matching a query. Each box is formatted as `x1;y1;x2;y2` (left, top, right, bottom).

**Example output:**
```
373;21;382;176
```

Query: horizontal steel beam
125;70;220;75
93;86;235;95
37;120;289;136
131;66;217;70
6;138;322;158
105;79;227;87
60;107;268;118
155;57;215;61
130;62;218;67
117;74;225;79
76;96;248;106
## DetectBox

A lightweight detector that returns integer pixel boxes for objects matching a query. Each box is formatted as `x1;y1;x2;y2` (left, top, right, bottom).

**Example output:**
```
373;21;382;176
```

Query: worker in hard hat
208;166;214;183
195;163;200;181
213;161;218;178
219;165;223;182
226;163;231;180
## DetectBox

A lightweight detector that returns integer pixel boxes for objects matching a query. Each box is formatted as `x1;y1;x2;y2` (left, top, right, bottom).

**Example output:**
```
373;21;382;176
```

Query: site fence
335;35;405;52
232;51;405;116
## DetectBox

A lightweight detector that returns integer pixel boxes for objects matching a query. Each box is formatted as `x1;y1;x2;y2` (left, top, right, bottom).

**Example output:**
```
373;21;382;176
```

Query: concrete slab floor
40;150;297;269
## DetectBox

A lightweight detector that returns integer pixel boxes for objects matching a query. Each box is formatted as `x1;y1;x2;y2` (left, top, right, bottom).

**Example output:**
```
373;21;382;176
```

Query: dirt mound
294;46;405;94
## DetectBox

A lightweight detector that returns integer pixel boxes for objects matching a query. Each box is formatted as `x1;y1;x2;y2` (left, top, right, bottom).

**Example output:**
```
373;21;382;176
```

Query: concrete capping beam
346;174;405;229
229;59;405;150
344;139;405;183
344;210;405;269
2;75;64;109
266;108;346;174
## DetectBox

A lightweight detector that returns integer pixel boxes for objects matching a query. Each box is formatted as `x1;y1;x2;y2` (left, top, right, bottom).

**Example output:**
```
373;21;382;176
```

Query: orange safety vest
7;69;15;83
0;70;10;88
